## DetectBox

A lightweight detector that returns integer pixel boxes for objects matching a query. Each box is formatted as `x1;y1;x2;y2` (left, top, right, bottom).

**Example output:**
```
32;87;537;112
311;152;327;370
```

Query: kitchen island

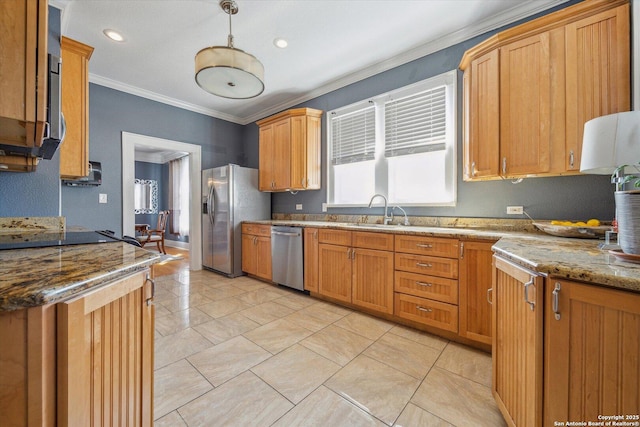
0;234;162;427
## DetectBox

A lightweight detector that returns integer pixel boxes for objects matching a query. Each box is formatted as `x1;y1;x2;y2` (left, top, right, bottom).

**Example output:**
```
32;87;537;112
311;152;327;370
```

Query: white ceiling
52;0;569;127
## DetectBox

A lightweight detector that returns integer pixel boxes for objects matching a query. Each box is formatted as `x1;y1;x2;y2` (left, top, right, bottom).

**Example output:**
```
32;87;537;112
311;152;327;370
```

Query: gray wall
61;84;246;235
247;0;615;222
0;7;62;218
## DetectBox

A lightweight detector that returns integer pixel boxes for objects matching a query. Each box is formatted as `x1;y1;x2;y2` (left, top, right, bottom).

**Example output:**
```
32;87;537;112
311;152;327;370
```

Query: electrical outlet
506;206;523;215
295;204;303;211
322;203;327;212
99;193;108;204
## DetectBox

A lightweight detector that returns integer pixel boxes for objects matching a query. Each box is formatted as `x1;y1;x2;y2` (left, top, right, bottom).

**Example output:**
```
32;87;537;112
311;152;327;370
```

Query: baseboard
164;240;190;250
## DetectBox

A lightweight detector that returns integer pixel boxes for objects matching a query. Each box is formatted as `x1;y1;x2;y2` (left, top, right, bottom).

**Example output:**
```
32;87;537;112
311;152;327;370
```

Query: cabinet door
255;236;272;281
318;243;352;303
272;118;291;190
60;37;93;179
500;32;551;177
305;115;322;189
458;241;494;345
544;279;640;424
303;228;319;292
242;234;257;275
290;115;307;190
493;256;543;427
57;270;154;426
565;4;630;171
0;0;47;148
258;124;274;191
464;49;500;180
352;248;394;314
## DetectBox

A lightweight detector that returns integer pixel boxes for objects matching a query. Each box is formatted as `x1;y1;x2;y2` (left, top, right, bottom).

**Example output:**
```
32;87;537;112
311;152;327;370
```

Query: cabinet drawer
394;293;458;333
395;235;459;258
395;253;458;279
395;271;458;304
318;229;351;246
352;231;394;251
242;223;271;237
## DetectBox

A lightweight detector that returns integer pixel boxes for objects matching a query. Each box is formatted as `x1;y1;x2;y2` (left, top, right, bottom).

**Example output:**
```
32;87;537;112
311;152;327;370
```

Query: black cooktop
0;230;123;250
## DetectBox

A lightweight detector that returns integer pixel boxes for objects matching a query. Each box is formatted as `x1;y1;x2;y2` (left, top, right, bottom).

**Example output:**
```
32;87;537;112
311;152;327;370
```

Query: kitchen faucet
368;194;393;225
392;206;410;226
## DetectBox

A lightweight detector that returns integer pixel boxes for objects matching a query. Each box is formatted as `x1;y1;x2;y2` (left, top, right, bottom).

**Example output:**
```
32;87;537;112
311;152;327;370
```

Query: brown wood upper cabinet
256;108;322;192
60;37;94;179
460;0;630;181
0;0;48;172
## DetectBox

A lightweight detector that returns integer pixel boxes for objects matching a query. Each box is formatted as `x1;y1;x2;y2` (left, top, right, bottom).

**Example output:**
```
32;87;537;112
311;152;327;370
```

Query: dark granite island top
0;242;162;311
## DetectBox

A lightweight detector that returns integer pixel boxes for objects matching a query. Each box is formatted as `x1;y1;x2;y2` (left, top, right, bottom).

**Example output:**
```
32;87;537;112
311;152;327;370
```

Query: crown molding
88;0;571;126
88;74;245;124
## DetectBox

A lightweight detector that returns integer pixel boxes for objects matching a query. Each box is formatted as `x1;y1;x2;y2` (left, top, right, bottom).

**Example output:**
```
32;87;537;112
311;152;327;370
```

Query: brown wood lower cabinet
544;279;640;424
493;256;543;427
241;224;272;281
0;269;154;427
317;230;394;314
303;228;319;292
459;240;494;345
493;255;640;426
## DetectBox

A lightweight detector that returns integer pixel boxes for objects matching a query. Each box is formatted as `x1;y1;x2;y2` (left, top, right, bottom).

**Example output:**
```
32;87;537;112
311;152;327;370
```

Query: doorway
122;132;202;271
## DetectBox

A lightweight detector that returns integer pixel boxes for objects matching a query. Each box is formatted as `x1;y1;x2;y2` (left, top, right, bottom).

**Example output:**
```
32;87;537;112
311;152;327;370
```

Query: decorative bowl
532;221;611;238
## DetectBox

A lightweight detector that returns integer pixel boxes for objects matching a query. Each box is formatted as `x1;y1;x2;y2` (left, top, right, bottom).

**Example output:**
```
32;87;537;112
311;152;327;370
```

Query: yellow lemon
575;221;587;227
586;219;600;227
550;220;563;225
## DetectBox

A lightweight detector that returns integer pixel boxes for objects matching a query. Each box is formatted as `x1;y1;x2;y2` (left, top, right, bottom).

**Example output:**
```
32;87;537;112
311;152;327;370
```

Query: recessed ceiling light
273;38;288;48
103;29;125;42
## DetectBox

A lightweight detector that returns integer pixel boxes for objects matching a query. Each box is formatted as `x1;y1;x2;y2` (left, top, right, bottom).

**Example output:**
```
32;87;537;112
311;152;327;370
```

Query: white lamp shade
580;111;640;174
195;46;264;99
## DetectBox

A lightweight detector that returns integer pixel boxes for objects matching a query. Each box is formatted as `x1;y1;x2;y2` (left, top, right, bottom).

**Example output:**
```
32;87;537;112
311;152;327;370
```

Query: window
327;70;457;206
168;155;190;236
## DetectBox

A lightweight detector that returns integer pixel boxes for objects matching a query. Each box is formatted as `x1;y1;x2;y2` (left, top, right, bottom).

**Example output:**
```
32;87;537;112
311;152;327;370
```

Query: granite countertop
246;219;640;293
0;242;162;311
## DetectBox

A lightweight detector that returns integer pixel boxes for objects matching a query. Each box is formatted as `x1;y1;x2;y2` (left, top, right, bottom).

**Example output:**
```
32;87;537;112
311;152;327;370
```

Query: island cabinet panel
564;3;630;171
544;279;640;425
57;270;154;427
493;256;543;427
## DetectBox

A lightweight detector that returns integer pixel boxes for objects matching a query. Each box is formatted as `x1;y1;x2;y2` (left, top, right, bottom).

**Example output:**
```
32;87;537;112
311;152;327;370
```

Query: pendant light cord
227;4;234;48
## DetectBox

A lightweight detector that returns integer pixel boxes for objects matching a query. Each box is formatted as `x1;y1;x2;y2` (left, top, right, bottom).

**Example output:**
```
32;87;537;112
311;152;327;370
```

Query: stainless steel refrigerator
202;164;270;277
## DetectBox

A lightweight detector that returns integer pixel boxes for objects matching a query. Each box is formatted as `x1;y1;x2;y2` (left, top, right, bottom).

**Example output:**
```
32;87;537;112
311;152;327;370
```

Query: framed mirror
134;179;158;214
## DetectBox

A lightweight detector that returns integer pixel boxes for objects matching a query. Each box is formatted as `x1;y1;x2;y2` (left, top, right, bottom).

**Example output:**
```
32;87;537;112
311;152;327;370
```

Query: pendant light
195;0;264;99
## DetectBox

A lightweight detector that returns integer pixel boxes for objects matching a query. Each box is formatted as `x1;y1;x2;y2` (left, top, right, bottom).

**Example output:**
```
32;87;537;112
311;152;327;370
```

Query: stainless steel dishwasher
271;226;304;291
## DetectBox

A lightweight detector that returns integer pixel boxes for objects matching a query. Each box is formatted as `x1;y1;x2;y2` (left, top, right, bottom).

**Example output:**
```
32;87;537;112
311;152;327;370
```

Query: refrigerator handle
208;183;215;225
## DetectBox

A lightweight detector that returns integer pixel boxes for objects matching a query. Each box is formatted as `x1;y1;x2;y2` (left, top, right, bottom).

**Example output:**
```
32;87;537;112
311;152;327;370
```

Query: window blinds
384;85;447;158
330;105;375;165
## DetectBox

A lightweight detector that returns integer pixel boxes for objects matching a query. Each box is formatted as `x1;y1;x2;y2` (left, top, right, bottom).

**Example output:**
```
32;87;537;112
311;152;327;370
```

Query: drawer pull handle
523;276;535;311
552;282;561;320
416;262;432;268
416;243;433;248
487;288;493;305
416;281;433;287
416;306;433;313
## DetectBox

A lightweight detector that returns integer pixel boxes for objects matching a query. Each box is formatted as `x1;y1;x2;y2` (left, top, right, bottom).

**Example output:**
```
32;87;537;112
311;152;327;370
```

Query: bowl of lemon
533;219;611;238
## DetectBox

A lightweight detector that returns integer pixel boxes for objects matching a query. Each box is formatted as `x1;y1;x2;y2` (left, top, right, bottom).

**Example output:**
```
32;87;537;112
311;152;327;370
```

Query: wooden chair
136;210;170;254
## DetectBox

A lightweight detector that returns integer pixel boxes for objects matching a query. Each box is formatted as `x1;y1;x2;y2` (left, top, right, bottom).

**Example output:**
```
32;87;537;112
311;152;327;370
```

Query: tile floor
152;268;506;426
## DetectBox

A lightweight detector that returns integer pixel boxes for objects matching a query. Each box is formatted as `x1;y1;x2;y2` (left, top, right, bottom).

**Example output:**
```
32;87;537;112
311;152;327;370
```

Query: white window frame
326;69;457;207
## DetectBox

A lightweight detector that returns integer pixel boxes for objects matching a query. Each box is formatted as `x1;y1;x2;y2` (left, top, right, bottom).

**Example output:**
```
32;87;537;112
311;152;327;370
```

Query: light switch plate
99;193;108;204
295;204;303;211
506;206;523;215
322;203;327;212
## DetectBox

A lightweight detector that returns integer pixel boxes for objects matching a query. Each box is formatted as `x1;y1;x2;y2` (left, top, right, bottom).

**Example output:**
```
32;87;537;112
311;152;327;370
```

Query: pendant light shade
195;0;264;99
